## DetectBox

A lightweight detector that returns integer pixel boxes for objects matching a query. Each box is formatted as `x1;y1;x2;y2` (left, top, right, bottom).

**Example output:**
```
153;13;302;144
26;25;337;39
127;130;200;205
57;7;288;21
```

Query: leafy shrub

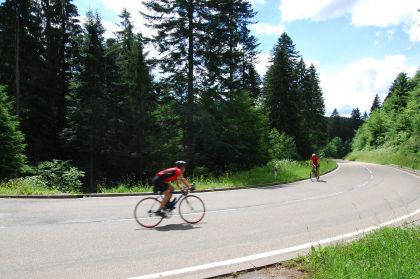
36;160;84;193
267;128;298;160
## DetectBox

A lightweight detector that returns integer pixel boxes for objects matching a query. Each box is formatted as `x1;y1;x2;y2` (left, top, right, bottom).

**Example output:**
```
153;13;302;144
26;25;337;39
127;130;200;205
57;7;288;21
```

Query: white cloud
251;23;285;36
408;17;420;41
319;54;418;115
256;53;271;77
279;0;420;41
304;59;321;69
279;0;353;22
351;0;416;27
76;15;121;39
100;0;154;38
102;20;120;38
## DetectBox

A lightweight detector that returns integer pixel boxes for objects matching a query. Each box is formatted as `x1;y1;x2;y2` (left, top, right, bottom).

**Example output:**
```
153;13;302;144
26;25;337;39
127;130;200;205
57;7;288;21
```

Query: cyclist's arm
174;179;182;191
179;176;191;190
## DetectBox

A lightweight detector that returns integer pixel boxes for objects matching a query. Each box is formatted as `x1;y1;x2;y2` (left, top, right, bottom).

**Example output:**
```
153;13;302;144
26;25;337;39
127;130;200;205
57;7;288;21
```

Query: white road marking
287;191;344;203
127;208;420;279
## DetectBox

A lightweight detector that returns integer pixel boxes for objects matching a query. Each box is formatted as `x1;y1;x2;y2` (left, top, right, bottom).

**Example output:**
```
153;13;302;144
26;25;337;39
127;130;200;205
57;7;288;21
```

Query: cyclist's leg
316;165;320;180
153;176;171;211
159;184;174;210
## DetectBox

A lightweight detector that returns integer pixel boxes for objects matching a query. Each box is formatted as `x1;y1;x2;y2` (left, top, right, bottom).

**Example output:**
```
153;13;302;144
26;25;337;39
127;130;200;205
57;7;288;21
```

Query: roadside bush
268;128;298;160
36;160;84;193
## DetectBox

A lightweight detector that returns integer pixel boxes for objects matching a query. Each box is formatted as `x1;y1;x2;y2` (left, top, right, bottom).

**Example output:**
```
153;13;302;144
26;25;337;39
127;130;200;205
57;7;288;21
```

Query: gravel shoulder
211;263;306;279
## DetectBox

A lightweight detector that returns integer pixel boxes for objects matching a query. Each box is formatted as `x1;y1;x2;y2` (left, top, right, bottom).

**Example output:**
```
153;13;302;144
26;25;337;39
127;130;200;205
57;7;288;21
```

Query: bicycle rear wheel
179;195;205;224
310;169;316;182
134;197;163;228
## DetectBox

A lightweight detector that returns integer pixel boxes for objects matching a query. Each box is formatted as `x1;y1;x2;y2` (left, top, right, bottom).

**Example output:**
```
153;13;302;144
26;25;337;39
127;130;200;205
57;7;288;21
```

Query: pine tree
0;0;81;162
39;0;81;160
142;0;206;166
370;94;381;114
301;64;327;154
203;0;259;98
114;9;155;179
263;33;300;144
63;11;107;192
194;91;267;172
350;108;363;136
384;72;413;111
0;0;46;162
362;111;368;121
328;108;342;140
0;85;27;179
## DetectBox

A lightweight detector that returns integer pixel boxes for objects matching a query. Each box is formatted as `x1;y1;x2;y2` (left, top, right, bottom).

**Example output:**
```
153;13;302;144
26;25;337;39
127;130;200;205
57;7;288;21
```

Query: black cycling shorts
152;176;169;193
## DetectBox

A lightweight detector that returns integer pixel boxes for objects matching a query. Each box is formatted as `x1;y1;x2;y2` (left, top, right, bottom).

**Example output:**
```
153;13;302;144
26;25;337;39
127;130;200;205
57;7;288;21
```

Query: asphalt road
0;161;419;279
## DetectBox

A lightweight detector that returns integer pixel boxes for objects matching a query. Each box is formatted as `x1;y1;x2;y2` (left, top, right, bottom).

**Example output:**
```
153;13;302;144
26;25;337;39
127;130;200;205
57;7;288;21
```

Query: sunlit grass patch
347;148;419;170
293;226;420;279
0;176;60;195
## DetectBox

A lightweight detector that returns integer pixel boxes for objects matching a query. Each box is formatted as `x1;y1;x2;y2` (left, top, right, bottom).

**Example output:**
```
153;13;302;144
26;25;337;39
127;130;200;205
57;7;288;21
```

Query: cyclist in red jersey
152;161;192;215
310;153;320;181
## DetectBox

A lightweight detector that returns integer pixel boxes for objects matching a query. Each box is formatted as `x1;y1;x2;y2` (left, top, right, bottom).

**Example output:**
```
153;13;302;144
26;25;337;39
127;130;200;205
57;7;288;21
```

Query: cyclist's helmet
175;161;187;168
312;153;316;157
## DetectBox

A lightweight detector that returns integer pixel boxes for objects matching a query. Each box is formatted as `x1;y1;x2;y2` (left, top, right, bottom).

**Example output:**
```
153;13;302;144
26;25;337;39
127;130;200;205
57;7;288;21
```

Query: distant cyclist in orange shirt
310;153;320;181
152;161;192;216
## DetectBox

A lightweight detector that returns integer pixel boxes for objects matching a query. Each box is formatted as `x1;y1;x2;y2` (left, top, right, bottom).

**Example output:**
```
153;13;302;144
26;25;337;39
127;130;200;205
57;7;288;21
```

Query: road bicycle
310;165;319;182
133;184;206;228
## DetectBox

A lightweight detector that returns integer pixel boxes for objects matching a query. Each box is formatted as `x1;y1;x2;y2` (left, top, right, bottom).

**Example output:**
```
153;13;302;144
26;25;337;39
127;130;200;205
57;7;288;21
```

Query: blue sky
4;0;418;116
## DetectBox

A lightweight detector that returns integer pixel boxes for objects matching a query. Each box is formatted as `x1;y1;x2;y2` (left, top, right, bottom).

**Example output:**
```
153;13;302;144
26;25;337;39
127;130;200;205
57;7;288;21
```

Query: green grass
347;147;419;170
193;159;336;190
284;226;420;279
0;176;61;195
0;159;337;195
97;183;151;193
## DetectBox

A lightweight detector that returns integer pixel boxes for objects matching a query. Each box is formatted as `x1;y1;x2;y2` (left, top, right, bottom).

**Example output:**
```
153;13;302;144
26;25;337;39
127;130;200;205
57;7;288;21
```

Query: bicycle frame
159;191;182;205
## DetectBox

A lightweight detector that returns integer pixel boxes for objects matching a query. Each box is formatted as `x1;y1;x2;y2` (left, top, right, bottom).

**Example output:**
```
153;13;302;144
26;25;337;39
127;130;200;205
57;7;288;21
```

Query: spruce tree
350;108;363;136
301;64;327;154
328;108;342;140
384;72;413;111
263;33;300;144
0;0;46;162
370;94;381;114
203;0;259;98
0;85;27;179
63;11;107;192
115;9;154;179
142;0;206;166
39;0;81;160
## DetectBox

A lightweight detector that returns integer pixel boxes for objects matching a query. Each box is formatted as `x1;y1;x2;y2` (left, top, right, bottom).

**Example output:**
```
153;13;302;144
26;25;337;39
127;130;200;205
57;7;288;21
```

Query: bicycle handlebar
180;183;195;195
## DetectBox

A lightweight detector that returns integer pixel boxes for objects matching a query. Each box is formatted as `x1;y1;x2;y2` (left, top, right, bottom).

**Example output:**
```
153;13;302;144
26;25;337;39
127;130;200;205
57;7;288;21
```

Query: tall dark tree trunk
186;0;195;166
14;9;20;118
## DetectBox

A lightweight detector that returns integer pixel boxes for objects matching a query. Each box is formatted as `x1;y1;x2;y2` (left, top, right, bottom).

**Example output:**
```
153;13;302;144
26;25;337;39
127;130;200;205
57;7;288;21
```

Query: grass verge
346;147;419;170
283;226;420;279
0;176;61;195
1;159;337;195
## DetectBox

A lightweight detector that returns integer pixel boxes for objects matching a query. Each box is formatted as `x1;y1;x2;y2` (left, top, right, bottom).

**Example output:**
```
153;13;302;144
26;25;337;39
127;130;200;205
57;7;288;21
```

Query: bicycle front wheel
179;195;206;224
134;197;163;228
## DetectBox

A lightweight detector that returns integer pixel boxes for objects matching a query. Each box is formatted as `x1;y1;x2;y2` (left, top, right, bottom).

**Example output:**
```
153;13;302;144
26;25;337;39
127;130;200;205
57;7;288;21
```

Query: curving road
0;161;419;279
